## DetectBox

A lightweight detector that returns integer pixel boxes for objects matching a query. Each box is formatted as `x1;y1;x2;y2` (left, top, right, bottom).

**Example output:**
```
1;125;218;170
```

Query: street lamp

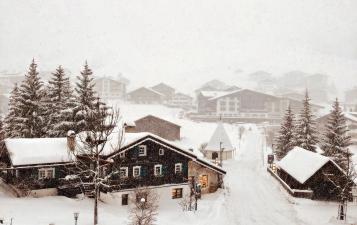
74;212;79;225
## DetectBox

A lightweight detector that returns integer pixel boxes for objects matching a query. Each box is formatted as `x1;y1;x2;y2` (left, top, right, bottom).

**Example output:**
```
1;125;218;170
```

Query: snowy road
222;125;302;225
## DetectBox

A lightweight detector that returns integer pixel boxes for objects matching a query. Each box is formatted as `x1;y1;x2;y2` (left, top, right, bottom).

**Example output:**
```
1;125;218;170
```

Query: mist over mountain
1;0;357;96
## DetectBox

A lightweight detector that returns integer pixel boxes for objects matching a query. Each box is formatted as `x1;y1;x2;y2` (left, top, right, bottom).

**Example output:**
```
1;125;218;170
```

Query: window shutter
162;165;168;175
141;167;147;177
182;163;188;173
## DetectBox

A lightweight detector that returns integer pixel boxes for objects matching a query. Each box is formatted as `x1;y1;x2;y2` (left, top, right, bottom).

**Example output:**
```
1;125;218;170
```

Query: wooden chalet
192;89;323;124
127;87;165;104
0;131;226;200
0;138;75;196
275;147;346;200
125;115;181;141
151;83;175;101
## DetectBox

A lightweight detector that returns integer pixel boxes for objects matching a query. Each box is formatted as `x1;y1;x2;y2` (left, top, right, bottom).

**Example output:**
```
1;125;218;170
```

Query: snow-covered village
1;1;357;225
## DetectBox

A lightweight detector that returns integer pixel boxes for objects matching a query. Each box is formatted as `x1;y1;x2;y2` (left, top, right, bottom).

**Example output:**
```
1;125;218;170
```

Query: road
222;125;302;225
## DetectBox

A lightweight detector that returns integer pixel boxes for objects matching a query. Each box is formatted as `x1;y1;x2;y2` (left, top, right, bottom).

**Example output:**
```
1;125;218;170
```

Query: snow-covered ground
1;104;357;225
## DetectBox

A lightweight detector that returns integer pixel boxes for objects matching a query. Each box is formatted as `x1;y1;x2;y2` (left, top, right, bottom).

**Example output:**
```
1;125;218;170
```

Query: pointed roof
205;123;234;152
277;147;344;184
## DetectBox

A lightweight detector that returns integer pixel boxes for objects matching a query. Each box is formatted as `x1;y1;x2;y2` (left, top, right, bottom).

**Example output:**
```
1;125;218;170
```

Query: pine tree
321;98;352;170
4;83;22;137
17;59;46;138
294;90;318;152
275;105;295;160
74;61;98;132
46;66;76;137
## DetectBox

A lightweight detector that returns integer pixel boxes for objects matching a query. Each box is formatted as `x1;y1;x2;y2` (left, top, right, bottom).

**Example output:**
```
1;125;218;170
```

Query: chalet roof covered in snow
4;138;73;166
106;131;227;175
205;122;234;152
277;147;343;184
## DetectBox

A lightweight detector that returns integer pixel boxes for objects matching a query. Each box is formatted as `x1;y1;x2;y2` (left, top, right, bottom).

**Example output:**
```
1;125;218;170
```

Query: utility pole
219;141;224;167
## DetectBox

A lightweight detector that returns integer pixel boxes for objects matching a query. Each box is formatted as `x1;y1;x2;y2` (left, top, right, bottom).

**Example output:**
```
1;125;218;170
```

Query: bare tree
69;99;124;225
129;187;159;225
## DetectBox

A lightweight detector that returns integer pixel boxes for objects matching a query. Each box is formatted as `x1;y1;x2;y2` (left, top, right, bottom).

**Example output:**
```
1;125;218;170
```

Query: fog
1;0;357;95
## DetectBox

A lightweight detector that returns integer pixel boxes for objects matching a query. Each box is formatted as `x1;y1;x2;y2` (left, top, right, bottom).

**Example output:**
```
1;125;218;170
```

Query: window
122;194;129;205
159;148;164;156
133;166;141;177
174;163;182;174
38;168;55;179
199;175;208;188
139;145;147;156
154;164;162;176
172;188;183;199
119;167;128;178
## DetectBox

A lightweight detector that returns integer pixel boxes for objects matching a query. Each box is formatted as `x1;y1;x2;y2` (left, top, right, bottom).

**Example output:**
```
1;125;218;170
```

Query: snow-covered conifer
46;66;76;137
17;59;46;138
321;98;351;170
4;84;22;137
294;90;318;152
74;61;98;132
275;105;295;160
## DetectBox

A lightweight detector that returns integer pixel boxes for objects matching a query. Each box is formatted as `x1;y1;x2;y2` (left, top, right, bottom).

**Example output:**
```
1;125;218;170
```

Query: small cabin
204;122;235;161
276;147;346;200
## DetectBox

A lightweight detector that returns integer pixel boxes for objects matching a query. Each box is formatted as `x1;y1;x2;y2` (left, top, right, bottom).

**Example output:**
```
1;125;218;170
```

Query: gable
106;134;226;175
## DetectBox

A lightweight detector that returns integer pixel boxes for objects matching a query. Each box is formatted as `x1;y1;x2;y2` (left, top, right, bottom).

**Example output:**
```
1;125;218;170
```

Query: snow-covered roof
205;122;234;152
3;131;226;174
107;131;226;175
4;138;73;166
277;147;340;184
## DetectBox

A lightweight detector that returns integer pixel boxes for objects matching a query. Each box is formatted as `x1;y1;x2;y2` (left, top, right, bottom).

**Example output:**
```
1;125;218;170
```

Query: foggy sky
1;0;357;93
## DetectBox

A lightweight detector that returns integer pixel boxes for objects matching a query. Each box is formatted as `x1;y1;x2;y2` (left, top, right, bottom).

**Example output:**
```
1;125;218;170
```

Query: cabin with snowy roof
0;131;226;199
275;147;346;200
203;122;235;161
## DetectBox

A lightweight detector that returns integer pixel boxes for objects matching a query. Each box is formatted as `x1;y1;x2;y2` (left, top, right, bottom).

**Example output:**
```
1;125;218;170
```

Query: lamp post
74;212;79;225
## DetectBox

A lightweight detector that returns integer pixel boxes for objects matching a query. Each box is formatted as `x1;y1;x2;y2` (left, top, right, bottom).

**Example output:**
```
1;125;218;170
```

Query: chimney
188;148;194;152
67;130;76;152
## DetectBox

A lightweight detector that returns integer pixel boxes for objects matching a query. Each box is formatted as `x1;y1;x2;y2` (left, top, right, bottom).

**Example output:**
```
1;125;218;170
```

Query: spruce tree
275;105;295;160
294;90;318;152
321;98;352;170
74;61;98;132
46;66;76;137
4;83;23;137
17;59;46;138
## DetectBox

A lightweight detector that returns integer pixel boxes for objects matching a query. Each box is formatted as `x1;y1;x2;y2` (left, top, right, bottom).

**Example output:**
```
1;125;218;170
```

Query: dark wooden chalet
127;87;165;104
126;115;181;141
0;138;75;195
276;147;346;200
0;131;226;199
